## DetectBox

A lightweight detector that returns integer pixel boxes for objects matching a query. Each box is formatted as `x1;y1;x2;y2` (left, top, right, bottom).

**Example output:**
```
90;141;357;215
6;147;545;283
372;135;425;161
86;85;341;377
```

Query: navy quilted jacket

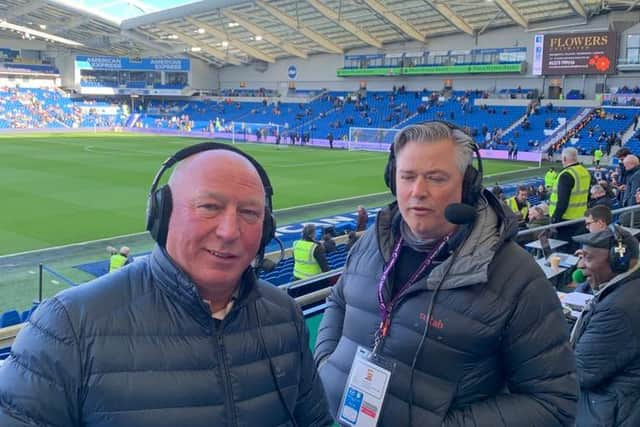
0;246;331;427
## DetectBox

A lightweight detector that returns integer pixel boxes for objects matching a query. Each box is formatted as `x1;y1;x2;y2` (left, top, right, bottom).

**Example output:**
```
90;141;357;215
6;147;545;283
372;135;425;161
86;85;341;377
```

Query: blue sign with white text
75;56;190;71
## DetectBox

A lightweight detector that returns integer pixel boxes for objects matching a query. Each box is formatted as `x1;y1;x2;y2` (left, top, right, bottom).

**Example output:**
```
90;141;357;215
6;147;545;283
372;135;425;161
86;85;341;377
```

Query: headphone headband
383;120;483;206
145;142;276;268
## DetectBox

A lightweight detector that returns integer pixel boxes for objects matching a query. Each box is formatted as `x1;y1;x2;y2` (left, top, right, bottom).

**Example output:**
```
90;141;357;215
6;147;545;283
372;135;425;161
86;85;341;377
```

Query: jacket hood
149;245;259;326
376;189;518;290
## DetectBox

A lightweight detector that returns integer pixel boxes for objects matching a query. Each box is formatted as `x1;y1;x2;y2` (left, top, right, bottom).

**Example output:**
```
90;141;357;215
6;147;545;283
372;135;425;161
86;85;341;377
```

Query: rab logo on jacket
419;312;444;329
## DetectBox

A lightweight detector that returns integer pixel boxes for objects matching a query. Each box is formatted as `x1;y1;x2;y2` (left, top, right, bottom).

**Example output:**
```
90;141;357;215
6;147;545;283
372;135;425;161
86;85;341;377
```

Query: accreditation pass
338;346;394;427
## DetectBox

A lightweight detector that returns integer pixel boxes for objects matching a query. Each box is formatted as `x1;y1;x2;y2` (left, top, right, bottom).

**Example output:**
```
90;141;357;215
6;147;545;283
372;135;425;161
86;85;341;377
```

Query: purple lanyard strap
373;234;450;353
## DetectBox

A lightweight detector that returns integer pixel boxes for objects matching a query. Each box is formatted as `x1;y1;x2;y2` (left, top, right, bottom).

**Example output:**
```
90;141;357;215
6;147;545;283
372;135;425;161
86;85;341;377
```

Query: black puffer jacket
315;192;578;426
572;267;640;427
0;246;331;427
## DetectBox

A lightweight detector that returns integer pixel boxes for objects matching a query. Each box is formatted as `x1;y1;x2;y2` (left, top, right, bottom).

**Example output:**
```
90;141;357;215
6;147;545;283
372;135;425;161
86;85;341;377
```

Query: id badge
338;346;395;427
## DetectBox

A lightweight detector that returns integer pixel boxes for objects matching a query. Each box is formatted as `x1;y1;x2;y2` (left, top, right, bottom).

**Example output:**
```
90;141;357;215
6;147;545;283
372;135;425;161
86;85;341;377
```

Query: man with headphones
0;143;332;427
570;225;640;426
315;121;577;426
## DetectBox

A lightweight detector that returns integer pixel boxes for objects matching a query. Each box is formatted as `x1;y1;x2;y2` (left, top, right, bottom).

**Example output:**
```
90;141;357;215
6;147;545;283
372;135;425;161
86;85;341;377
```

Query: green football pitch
0;132;535;256
0;131;540;313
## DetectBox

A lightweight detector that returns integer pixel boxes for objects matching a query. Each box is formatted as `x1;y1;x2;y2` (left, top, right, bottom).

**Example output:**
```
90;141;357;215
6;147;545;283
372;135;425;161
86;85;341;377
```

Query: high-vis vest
544;170;558;188
594;149;603;162
109;254;127;272
549;164;590;220
506;196;529;221
293;240;322;279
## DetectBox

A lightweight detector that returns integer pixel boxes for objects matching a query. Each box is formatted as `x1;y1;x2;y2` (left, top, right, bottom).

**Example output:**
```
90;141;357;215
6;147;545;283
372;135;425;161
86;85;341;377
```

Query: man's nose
216;208;241;241
411;176;429;197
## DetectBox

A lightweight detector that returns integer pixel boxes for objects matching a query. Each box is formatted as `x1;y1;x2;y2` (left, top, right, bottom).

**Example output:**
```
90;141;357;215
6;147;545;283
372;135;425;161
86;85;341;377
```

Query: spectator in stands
570;227;640;427
622;155;640;207
355;205;368;231
615;147;632;196
549;147;591;251
321;228;337;254
584;205;612;233
292;224;330;281
536;184;549;201
527;204;550;230
106;245;133;272
315;122;577;426
593;146;603;166
588;184;613;209
620;189;640;229
345;230;360;250
0;147;331;427
506;185;530;226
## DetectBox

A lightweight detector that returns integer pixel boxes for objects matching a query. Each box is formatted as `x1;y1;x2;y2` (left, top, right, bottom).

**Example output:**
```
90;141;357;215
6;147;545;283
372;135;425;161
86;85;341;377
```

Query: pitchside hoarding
533;31;618;75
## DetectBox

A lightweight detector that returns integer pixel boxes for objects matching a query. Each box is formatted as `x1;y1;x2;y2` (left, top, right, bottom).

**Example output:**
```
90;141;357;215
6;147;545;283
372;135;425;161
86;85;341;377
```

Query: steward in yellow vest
544;168;557;189
292;225;330;280
549;163;590;221
506;186;530;224
108;246;132;272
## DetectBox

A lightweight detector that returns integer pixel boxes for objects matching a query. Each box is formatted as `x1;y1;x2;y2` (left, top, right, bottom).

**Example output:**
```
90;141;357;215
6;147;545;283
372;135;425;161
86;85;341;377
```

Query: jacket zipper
215;323;237;427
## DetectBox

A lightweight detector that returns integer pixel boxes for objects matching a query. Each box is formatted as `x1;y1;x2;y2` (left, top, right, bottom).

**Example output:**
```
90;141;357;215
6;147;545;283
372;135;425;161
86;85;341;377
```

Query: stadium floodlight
0;20;83;46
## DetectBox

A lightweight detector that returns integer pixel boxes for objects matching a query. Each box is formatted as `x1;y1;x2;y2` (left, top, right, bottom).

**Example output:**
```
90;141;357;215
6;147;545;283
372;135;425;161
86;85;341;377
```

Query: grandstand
3;0;640;423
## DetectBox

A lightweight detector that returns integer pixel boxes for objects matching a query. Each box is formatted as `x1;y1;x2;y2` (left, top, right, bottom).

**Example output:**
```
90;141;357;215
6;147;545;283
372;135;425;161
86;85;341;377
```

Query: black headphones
608;224;632;274
383;121;484;207
146;142;276;262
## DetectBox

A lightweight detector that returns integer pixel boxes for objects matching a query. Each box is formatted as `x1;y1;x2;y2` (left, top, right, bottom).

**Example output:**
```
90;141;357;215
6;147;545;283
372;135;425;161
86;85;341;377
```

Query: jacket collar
376;190;517;291
149;245;259;326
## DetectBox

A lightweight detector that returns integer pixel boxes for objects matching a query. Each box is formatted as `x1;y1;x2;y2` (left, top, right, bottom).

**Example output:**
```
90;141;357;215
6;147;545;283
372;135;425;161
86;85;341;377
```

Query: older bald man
622;154;640;207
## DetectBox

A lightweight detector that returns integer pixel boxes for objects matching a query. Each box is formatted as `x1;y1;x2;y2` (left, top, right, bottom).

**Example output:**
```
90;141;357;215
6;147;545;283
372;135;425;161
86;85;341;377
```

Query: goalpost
349;125;543;167
230;121;281;145
348;127;399;153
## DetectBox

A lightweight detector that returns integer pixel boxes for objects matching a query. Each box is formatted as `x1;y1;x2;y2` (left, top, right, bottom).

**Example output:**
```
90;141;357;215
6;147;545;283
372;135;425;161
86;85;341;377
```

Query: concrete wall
189;58;219;90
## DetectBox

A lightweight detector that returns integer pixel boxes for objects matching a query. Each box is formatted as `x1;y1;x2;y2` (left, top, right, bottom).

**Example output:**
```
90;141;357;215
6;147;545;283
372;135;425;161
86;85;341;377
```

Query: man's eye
197;204;220;213
400;175;415;181
241;210;260;222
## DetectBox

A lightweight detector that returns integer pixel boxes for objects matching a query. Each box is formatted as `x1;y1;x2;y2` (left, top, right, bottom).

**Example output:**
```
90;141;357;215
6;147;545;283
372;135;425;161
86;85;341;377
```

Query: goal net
348;127;399;153
231;122;281;145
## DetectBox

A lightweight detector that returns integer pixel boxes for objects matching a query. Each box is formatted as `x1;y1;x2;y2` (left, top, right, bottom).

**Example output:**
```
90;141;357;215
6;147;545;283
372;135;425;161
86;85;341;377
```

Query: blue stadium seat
0;310;21;327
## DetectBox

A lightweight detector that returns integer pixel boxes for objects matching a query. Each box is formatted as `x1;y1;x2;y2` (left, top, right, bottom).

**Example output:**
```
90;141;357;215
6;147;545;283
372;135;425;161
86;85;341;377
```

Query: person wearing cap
107;246;133;272
570;226;640;426
292;224;330;280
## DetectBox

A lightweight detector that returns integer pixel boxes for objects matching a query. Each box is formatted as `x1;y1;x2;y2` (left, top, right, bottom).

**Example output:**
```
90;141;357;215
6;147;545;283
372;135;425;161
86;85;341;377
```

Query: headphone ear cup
608;225;630;274
261;211;276;251
147;185;173;247
384;146;396;196
461;166;482;206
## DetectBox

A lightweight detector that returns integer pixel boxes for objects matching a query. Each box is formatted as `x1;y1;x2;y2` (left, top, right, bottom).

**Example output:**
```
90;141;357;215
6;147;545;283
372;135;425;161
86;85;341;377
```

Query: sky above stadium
80;0;197;21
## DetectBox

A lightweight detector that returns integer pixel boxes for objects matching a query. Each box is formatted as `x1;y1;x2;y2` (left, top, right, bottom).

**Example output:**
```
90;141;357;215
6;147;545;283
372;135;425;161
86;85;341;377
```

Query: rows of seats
260;244;350;286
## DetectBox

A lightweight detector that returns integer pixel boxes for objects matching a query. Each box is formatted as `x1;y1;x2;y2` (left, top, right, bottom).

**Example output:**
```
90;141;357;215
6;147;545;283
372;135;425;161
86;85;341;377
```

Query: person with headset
314;121;577;426
0;143;331;427
570;225;640;426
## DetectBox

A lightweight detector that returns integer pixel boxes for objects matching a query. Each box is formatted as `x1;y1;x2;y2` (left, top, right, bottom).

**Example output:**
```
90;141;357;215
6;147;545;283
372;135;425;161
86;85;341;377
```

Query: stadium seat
0;310;21;328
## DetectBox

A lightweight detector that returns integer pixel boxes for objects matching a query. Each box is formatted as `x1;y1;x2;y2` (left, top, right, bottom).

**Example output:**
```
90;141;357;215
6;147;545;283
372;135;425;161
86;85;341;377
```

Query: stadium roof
0;0;637;65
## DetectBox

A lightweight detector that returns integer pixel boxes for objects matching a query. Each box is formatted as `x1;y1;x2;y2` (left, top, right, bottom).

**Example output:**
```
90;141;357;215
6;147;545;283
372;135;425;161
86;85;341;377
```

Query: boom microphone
444;203;477;225
572;268;586;284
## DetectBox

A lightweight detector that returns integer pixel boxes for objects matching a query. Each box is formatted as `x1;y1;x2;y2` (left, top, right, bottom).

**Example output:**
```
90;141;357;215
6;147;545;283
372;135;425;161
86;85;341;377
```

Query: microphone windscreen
444;203;477;225
572;268;586;283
